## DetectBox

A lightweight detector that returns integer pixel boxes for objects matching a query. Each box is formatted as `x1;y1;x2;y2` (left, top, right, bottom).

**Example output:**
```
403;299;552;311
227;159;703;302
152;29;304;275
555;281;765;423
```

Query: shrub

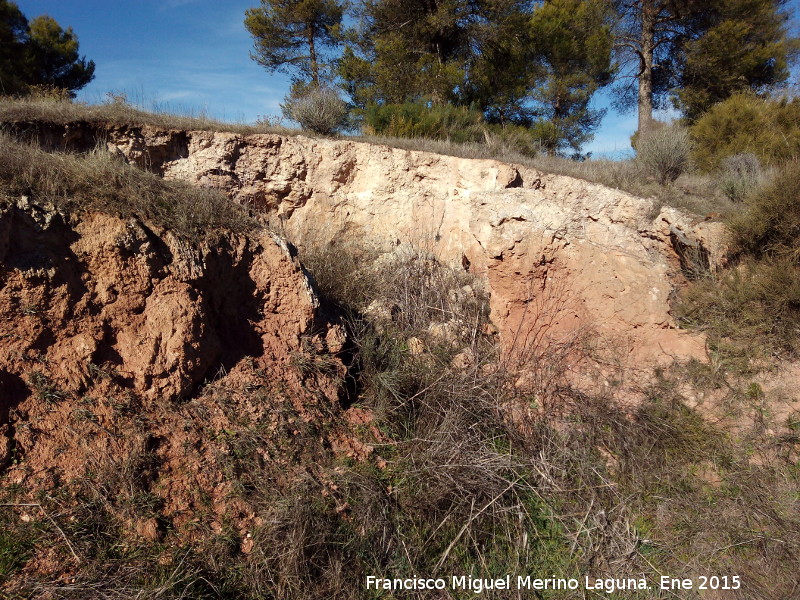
281;86;348;135
730;160;800;259
363;101;485;143
635;124;692;185
717;152;764;202
362;101;537;155
678;256;800;364
691;93;800;171
678;162;800;363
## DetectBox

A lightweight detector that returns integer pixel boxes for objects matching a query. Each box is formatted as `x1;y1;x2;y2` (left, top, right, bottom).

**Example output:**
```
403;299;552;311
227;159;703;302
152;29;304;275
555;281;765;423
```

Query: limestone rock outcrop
15;122;728;367
93;127;723;367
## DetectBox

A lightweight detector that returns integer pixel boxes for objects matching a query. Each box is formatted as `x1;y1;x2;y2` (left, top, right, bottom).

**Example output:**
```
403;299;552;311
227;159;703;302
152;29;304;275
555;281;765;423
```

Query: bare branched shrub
282;86;348;135
636;124;692;185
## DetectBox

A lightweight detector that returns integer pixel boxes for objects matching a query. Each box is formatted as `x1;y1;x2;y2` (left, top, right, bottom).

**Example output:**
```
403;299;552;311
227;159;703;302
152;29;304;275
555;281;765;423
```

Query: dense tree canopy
0;0;94;97
246;0;798;154
528;0;615;155
338;0;478;106
611;0;796;134
674;0;798;122
0;0;28;95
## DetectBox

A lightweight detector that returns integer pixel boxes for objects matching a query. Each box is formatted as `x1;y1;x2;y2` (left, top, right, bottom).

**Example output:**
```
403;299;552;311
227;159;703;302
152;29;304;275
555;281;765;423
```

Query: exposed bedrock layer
19;122;728;367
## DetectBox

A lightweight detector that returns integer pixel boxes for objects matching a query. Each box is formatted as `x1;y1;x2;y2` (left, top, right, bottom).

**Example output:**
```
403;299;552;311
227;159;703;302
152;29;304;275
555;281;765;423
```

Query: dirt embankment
11;120;727;369
0;197;357;567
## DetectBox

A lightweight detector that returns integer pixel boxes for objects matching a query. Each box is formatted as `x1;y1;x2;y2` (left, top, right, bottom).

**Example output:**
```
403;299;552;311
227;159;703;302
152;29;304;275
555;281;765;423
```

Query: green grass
0;527;32;582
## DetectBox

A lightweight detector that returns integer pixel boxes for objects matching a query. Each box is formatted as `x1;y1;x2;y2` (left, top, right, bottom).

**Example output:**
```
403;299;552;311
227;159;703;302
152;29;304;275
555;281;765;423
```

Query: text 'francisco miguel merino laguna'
365;575;652;594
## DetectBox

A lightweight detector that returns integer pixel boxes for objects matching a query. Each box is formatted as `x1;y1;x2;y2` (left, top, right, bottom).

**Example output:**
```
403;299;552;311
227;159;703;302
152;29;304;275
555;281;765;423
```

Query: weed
0;525;32;581
27;371;67;404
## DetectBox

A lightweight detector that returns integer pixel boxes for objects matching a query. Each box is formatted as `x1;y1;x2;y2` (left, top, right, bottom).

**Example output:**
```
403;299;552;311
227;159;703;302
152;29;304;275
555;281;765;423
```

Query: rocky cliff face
82;125;725;369
12;121;726;368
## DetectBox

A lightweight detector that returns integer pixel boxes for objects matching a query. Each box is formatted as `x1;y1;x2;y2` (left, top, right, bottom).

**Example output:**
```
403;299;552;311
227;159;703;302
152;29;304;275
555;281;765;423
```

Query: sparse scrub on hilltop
362;101;538;155
0;95;293;136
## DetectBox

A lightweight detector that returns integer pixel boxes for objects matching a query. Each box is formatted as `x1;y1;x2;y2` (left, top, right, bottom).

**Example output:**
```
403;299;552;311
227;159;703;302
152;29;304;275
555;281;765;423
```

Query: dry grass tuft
0;132;256;239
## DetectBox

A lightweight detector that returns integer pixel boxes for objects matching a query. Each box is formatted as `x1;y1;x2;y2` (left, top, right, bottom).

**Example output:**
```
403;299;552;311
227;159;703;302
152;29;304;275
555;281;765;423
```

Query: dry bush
282;86;349;135
718;152;766;203
730;160;800;260
636;124;692;185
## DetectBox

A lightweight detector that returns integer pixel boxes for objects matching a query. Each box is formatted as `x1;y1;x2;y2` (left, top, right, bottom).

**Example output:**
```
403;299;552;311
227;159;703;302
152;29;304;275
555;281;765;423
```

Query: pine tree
674;0;798;122
612;0;797;134
339;0;535;115
25;16;95;95
612;0;695;136
245;0;345;87
528;0;614;155
0;0;28;95
461;0;537;125
338;0;471;105
0;0;94;97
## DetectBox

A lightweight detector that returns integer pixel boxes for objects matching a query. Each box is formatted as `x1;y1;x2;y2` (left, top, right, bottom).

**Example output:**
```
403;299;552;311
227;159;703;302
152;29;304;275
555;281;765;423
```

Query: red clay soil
0;199;368;588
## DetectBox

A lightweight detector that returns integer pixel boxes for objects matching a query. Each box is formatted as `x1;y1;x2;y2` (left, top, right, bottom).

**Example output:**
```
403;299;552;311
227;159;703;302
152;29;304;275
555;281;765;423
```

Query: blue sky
15;0;799;158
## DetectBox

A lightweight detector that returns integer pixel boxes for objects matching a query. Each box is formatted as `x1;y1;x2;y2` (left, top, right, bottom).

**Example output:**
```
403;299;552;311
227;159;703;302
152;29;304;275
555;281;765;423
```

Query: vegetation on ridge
245;0;796;154
0;132;256;238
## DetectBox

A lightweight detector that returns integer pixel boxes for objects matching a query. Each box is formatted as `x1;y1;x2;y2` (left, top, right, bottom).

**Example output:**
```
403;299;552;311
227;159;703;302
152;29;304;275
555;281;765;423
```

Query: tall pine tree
612;0;796;134
612;0;696;135
338;0;473;105
245;0;345;87
528;0;615;155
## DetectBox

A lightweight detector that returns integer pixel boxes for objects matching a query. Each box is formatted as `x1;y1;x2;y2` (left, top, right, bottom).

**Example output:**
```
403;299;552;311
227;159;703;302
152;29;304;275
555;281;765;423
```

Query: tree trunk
308;28;319;86
637;0;655;135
